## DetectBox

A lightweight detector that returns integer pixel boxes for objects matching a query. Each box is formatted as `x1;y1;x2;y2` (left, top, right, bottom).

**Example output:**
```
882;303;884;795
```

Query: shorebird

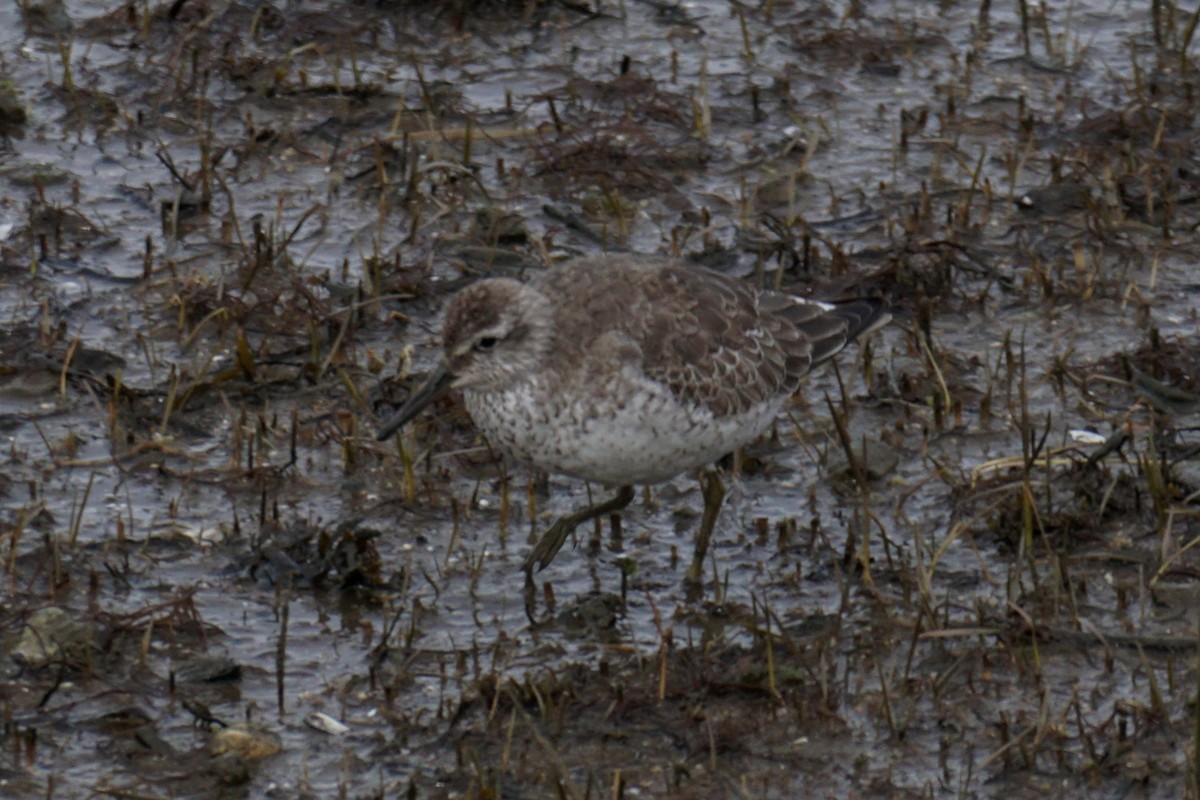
377;253;888;582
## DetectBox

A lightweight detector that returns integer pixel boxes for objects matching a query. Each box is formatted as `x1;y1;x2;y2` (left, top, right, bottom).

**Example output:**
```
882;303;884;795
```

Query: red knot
378;253;889;581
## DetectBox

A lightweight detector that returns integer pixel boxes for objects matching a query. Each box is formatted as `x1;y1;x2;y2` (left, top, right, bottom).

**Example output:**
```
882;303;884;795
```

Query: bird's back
531;254;888;418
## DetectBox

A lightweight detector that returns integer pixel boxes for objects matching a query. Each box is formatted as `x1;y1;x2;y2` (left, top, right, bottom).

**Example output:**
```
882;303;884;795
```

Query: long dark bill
376;364;453;441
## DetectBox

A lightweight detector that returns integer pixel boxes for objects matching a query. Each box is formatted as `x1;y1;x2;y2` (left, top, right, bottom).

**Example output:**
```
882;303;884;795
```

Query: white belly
462;379;781;486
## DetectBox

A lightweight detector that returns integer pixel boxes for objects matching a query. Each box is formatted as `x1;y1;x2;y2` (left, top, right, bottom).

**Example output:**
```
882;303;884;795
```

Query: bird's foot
522;517;577;573
521;485;636;574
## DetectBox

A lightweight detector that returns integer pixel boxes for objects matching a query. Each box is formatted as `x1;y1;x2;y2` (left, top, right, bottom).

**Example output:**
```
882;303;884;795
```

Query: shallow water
0;0;1198;797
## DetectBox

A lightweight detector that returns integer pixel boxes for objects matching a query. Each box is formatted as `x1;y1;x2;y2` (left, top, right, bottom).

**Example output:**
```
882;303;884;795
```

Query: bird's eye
474;336;499;352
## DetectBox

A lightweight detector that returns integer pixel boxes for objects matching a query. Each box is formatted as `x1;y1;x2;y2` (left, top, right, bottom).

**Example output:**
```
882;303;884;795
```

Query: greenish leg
523;485;636;574
686;471;725;584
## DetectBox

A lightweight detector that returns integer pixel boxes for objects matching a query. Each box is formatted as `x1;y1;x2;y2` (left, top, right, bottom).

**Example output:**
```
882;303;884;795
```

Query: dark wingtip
799;297;890;367
842;297;891;341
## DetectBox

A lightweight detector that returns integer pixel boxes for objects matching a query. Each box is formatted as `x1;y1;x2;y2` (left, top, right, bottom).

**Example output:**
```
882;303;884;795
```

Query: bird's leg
523;485;636;573
686;470;726;583
523;570;540;625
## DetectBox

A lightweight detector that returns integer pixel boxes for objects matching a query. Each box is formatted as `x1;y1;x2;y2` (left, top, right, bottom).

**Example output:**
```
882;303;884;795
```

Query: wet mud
1;0;1199;797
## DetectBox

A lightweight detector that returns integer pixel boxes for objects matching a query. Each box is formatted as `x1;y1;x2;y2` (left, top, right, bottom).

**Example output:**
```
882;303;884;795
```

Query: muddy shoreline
1;1;1198;797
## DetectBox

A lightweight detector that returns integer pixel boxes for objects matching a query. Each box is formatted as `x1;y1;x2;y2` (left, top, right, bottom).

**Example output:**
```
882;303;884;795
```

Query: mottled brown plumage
378;253;888;579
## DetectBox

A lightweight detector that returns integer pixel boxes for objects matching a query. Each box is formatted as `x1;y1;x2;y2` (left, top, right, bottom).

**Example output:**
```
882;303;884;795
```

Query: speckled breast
461;380;783;486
